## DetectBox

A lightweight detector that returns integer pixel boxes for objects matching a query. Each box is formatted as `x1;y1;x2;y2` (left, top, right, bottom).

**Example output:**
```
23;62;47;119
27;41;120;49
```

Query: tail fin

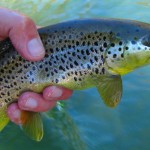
20;111;43;141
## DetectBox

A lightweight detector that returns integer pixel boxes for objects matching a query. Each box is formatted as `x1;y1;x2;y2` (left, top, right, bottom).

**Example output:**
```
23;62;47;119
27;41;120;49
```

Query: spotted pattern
0;18;150;108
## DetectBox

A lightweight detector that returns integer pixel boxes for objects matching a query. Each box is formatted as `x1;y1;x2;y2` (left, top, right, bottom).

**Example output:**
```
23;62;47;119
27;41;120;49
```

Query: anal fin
96;75;122;107
20;111;43;141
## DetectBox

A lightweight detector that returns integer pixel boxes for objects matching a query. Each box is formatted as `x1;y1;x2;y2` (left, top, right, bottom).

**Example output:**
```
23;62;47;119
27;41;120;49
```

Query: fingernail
13;109;21;119
27;38;45;57
47;86;63;99
24;98;37;109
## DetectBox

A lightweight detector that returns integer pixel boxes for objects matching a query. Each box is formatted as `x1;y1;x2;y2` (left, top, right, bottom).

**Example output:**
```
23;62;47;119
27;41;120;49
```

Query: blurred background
0;0;150;150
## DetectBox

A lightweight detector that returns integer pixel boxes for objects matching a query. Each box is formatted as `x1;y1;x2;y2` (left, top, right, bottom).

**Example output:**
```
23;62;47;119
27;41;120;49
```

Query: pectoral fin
96;75;122;107
0;106;9;131
20;112;43;141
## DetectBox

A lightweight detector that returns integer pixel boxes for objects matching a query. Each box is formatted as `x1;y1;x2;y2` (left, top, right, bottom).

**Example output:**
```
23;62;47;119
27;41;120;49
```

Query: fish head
105;22;150;75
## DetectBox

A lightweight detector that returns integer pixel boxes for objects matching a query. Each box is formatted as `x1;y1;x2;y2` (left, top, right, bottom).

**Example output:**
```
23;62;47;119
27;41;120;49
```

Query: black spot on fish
95;49;98;54
94;56;98;62
69;57;72;61
49;62;52;66
74;77;77;81
82;41;86;46
70;64;73;68
69;35;72;39
79;71;83;76
45;54;49;58
55;55;59;60
32;66;36;70
76;41;79;46
88;35;91;38
113;54;117;58
81;50;85;55
125;47;129;50
45;67;48;72
0;69;4;73
109;31;113;35
94;41;98;46
62;76;65;79
79;78;82;81
55;79;59;83
87;64;91;69
51;72;54;76
67;51;71;55
83;56;86;60
50;48;53;53
103;42;107;48
131;41;136;44
121;53;124;58
80;32;83;36
75;71;78;75
92;37;95;40
61;58;65;63
52;41;55;45
59;39;62;43
90;47;94;52
87;41;91;46
64;54;67;58
66;65;69;70
29;71;33;75
90;59;94;64
103;36;106;41
119;41;123;45
86;49;90;55
118;48;122;51
59;65;65;71
102;68;105;74
74;61;78;66
54;69;58;73
77;55;81;59
111;43;115;47
72;52;76;56
68;45;72;49
95;31;98;34
95;68;99;74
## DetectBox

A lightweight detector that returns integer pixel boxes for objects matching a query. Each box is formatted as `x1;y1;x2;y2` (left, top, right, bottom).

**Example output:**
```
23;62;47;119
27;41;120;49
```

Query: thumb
0;8;45;61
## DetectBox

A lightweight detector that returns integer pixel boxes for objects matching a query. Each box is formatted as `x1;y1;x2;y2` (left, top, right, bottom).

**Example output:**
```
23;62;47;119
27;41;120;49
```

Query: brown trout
0;19;150;141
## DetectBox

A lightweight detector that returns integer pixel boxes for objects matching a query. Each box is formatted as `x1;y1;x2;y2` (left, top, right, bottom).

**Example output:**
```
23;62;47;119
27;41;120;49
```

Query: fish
0;18;150;141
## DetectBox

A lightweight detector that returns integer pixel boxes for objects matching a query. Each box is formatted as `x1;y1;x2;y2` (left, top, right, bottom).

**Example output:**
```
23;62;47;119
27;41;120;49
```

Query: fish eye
142;34;150;47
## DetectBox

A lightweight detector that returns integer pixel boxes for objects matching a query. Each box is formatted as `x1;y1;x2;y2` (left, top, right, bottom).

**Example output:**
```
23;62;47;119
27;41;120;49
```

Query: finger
0;8;45;61
18;92;57;112
7;103;24;124
43;86;73;101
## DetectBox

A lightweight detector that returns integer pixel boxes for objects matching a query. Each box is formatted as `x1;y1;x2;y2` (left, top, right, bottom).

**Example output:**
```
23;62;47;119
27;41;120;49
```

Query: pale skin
0;8;73;124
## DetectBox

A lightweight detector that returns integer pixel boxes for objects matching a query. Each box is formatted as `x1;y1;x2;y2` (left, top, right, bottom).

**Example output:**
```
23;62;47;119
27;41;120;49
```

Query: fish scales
0;19;112;107
0;19;150;140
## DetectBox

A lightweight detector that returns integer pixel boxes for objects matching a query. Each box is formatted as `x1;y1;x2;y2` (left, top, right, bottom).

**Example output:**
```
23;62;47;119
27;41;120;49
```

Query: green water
0;0;150;150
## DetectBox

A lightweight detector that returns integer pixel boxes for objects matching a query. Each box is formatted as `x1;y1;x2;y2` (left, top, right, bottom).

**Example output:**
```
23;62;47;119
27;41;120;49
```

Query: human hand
0;8;72;124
